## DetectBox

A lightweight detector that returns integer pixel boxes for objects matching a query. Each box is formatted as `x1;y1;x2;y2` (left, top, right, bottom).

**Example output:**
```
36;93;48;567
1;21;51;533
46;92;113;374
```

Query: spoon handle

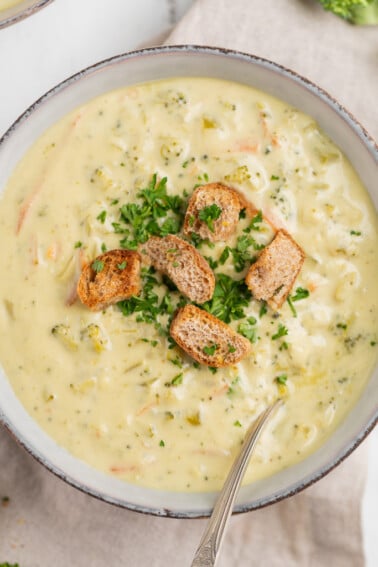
191;399;282;567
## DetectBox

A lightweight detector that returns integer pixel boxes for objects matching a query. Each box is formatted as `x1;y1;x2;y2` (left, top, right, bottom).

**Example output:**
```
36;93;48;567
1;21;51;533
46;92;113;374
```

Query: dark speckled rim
0;45;377;518
0;0;54;30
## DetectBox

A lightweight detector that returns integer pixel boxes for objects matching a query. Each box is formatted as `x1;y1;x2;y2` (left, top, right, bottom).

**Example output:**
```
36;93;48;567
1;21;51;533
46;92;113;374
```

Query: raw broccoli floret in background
318;0;378;24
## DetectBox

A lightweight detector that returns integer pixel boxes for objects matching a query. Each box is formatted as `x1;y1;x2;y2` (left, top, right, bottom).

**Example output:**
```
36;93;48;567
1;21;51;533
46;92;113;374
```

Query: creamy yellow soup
0;78;377;492
0;0;24;11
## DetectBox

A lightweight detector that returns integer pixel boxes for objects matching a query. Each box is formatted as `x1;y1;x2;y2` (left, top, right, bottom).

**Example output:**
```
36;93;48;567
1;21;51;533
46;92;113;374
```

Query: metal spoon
191;398;283;567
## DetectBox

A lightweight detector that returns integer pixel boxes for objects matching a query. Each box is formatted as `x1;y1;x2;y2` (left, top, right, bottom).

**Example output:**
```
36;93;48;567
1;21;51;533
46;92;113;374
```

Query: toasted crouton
77;249;141;311
141;235;215;304
183;182;256;242
170;304;251;367
245;229;305;310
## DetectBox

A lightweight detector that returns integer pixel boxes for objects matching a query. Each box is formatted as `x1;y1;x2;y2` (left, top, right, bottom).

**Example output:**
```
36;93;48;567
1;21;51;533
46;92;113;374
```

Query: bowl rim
0;0;54;30
0;44;377;518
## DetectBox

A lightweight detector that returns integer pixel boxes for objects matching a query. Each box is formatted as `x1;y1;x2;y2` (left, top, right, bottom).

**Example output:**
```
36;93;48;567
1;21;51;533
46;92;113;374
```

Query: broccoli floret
318;0;378;24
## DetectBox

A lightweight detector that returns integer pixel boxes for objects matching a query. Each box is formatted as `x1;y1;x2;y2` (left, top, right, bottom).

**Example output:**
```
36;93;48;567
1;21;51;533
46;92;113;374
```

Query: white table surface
0;1;377;565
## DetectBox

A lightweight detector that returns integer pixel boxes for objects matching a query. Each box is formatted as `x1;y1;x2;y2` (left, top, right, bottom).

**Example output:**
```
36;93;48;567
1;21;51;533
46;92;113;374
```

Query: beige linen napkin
1;1;377;566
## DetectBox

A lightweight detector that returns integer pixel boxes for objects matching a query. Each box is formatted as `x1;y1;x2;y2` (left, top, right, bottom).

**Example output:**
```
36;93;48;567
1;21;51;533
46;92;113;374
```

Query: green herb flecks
116;174;186;249
238;317;258;343
219;234;264;272
202;273;252;323
198;204;222;233
243;210;263;232
97;210;107;224
118;267;185;334
91;259;104;273
275;374;288;385
272;323;289;341
117;261;127;270
287;287;310;317
203;343;218;356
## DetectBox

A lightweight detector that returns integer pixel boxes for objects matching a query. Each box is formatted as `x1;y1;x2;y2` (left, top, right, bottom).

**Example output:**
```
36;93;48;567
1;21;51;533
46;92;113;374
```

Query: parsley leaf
203;343;218;356
97;210;107;223
272;324;288;340
287;287;310;317
117;261;127;270
237;317;258;343
202;273;251;323
198;204;222;232
291;287;310;302
243;210;263;232
91;259;104;273
116;174;186;248
275;374;288;385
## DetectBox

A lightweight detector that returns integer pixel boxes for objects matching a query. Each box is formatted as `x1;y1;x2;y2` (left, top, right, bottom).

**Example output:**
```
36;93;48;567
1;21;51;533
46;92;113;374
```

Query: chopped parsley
275;374;288;385
219;234;264;273
287;287;310;317
117;261;127;270
350;230;362;236
159;440;165;447
243;210;263;232
164;373;184;387
272;323;288;340
91;259;104;273
74;241;82;248
259;301;268;318
198;204;222;232
202;273;252;323
234;420;242;427
238;317;258;343
228;343;236;353
97;210;107;223
291;287;310;301
203;343;218;356
116;174;186;249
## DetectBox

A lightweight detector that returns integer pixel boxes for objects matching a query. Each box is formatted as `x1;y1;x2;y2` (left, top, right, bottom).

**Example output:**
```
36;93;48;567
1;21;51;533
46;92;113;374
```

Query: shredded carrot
65;249;87;306
110;464;139;474
16;187;41;235
210;383;230;398
271;134;281;147
234;140;259;153
46;242;60;261
136;400;158;416
16;112;84;235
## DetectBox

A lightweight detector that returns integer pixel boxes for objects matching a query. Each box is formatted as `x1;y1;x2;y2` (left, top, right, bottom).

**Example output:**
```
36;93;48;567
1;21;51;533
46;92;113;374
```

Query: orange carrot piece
16;112;84;235
136;401;158;416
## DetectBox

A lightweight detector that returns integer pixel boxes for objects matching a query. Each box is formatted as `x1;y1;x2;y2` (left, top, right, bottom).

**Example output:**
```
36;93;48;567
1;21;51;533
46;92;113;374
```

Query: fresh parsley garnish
243;210;263;232
74;241;82;249
237;317;258;343
202;273;252;323
259;301;268;318
91;259;104;273
272;323;288;340
116;174;186;249
117;261;127;270
287;287;310;317
97;210;107;224
159;440;165;447
203;343;218;356
291;287;310;301
198;204;222;232
219;235;264;273
275;374;288;385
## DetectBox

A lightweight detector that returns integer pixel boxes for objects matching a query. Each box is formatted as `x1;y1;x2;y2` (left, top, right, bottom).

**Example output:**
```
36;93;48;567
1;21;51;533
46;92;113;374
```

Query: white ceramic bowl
0;0;53;29
0;46;377;518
